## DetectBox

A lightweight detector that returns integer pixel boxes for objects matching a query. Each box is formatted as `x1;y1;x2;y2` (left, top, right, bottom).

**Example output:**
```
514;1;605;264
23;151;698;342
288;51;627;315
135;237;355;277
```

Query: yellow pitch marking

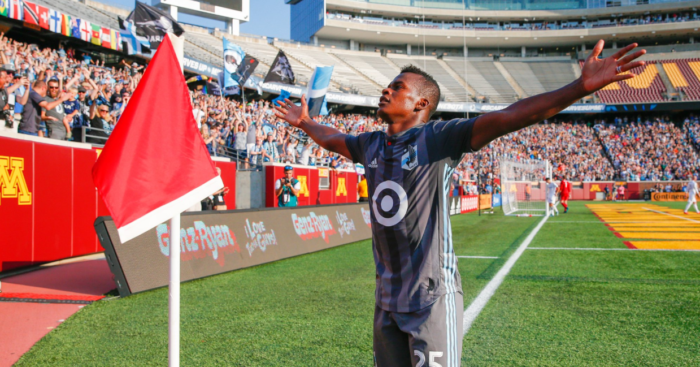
627;241;700;251
615;232;700;240
588;203;700;250
610;227;700;232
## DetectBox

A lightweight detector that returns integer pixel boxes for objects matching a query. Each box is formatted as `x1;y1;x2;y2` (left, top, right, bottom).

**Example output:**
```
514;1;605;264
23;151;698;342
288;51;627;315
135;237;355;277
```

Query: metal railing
80;126;109;146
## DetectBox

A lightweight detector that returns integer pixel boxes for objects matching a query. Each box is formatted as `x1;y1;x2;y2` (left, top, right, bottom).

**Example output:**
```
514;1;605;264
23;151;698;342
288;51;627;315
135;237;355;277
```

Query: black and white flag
263;50;295;85
235;56;259;87
125;2;184;52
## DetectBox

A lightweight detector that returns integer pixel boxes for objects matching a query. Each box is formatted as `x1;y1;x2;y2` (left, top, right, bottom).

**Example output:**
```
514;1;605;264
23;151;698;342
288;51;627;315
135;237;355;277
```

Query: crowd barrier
95;203;372;296
0;133;236;272
265;164;358;207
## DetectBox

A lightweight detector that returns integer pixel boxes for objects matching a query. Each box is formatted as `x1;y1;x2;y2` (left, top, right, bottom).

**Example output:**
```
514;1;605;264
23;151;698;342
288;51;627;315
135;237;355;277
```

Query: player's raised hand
580;40;646;93
274;94;309;128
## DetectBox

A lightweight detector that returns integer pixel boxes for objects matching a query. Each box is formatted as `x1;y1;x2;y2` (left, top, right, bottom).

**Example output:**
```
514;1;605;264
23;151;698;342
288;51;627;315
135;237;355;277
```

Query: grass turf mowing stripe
508;275;700;285
462;215;548;336
457;256;499;259
626;241;700;250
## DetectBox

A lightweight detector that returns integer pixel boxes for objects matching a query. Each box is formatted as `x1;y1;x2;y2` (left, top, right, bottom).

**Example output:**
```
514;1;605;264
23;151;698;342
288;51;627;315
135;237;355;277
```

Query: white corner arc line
457;256;499;259
462;215;549;336
643;207;700;223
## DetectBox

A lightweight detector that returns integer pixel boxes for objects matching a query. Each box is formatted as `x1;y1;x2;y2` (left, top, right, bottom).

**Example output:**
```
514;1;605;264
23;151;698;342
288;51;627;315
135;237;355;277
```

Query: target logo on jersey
372;181;408;227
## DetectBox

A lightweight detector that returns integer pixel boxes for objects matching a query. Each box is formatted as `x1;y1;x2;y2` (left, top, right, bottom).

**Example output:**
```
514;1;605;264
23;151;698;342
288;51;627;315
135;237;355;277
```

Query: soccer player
274;40;644;367
546;177;559;216
559;176;571;213
685;174;699;215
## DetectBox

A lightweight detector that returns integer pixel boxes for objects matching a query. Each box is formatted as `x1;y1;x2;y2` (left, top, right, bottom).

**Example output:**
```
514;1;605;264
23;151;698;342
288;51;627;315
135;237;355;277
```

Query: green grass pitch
15;202;700;366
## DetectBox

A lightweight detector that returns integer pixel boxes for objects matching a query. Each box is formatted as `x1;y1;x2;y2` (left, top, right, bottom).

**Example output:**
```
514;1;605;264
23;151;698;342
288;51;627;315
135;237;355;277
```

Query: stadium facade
292;0;700;54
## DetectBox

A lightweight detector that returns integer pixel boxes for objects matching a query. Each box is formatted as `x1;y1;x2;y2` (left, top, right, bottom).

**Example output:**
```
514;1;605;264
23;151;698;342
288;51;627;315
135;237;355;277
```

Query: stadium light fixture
695;28;698;31
652;31;656;34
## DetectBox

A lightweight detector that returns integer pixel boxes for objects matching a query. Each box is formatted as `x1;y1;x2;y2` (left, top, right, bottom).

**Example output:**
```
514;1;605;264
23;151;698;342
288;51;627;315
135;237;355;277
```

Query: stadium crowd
596;117;700;181
3;33;700;183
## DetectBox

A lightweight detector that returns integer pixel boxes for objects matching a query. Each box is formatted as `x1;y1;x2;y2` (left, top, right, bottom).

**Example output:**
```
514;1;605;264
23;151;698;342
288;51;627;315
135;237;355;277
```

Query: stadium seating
500;61;547;96
661;59;700;100
276;43;381;95
387;54;471;102
595;62;666;103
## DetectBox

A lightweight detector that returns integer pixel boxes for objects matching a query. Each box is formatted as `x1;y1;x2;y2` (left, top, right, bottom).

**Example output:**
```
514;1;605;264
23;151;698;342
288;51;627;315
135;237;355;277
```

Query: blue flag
306;66;333;118
222;38;245;90
272;89;291;107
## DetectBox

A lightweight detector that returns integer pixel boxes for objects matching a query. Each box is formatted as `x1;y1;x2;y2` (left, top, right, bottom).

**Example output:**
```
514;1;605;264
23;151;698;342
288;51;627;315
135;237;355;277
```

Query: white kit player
546;177;559;216
685;175;700;215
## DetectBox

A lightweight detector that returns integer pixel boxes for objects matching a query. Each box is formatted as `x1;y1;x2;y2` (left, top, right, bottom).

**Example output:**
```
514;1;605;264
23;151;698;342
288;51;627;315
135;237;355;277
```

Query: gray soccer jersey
346;118;477;313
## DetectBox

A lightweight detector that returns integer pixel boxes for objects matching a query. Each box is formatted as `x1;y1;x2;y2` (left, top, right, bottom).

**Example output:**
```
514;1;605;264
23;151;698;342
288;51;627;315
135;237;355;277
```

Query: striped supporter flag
306;66;333;117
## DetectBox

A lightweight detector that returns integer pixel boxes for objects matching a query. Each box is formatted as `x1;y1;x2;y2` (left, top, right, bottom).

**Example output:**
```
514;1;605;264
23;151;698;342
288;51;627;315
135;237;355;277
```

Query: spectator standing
262;132;279;163
88;103;112;144
19;81;67;137
44;79;74;140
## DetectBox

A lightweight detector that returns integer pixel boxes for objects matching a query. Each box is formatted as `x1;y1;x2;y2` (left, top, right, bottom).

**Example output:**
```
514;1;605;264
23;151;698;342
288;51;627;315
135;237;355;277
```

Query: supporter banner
96;203;372;296
461;195;478;214
479;194;492;210
182;56;222;78
492;193;502;207
651;192;695;201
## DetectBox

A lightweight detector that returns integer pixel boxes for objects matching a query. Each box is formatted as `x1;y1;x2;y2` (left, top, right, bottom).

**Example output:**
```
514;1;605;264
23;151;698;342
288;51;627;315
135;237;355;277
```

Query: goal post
500;159;551;217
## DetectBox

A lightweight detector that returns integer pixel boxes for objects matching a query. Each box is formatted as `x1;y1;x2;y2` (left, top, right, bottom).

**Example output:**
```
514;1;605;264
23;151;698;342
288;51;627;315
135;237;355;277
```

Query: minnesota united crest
401;144;418;171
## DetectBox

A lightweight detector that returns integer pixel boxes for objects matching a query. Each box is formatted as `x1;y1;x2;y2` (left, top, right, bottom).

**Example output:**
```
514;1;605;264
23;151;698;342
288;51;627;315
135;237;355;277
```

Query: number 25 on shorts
414;350;444;367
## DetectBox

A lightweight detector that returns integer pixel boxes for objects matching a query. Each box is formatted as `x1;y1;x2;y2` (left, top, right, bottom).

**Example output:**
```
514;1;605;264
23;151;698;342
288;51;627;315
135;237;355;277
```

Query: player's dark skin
274;40;646;155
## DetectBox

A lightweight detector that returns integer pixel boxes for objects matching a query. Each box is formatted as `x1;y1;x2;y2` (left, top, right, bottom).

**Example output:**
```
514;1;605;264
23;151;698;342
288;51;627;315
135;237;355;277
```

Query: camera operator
275;165;301;207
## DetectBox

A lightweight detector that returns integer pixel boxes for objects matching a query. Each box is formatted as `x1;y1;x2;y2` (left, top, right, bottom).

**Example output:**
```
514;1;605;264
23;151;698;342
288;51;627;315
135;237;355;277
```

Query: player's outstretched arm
470;40;645;150
274;95;352;159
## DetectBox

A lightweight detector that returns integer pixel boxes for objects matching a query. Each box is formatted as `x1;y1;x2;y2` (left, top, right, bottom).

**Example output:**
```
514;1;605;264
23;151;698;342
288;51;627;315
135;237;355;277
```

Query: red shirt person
559;177;571;213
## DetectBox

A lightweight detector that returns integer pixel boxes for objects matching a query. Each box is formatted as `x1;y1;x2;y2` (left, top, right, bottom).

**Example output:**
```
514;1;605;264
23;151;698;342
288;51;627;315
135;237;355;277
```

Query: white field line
528;247;700;252
463;215;549;336
643;207;700;223
457;256;499;259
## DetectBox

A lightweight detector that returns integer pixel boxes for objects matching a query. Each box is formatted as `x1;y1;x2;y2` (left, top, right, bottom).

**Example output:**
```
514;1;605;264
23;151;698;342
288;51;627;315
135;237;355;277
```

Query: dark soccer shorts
373;292;463;367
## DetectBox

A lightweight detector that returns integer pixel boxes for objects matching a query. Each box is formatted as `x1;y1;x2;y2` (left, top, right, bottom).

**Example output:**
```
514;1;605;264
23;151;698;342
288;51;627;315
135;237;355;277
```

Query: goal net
500;159;551;216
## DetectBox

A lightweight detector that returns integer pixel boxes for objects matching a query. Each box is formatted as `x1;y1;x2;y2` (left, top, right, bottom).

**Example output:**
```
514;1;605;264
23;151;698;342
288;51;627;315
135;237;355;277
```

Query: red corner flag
93;35;223;243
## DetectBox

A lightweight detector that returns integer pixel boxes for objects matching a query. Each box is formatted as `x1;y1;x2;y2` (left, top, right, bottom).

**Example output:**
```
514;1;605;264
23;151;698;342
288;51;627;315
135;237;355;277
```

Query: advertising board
651;192;695;201
492;194;502;207
95;203;372;296
479;194;492;210
461;195;478;214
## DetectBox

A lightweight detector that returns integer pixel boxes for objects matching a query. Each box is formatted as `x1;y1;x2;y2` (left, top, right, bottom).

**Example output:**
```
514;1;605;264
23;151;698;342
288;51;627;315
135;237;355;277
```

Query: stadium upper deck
294;0;700;50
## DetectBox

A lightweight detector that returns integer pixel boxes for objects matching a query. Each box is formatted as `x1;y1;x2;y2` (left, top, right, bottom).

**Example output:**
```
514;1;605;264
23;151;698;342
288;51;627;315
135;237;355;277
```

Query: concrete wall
236;170;265;209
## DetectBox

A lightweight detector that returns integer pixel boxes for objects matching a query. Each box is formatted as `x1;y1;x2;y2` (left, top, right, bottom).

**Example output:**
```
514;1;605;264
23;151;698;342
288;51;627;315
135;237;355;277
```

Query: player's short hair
400;65;440;118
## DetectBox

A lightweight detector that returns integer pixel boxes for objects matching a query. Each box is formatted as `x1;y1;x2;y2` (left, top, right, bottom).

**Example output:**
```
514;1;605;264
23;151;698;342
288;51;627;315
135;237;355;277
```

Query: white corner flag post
169;31;185;367
169;214;181;367
92;31;221;367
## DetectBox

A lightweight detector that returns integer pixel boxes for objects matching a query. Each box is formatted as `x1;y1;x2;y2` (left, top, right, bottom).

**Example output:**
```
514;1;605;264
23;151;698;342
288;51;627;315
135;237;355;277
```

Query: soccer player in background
559;176;571;213
274;40;644;367
546;177;560;216
685;174;699;215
